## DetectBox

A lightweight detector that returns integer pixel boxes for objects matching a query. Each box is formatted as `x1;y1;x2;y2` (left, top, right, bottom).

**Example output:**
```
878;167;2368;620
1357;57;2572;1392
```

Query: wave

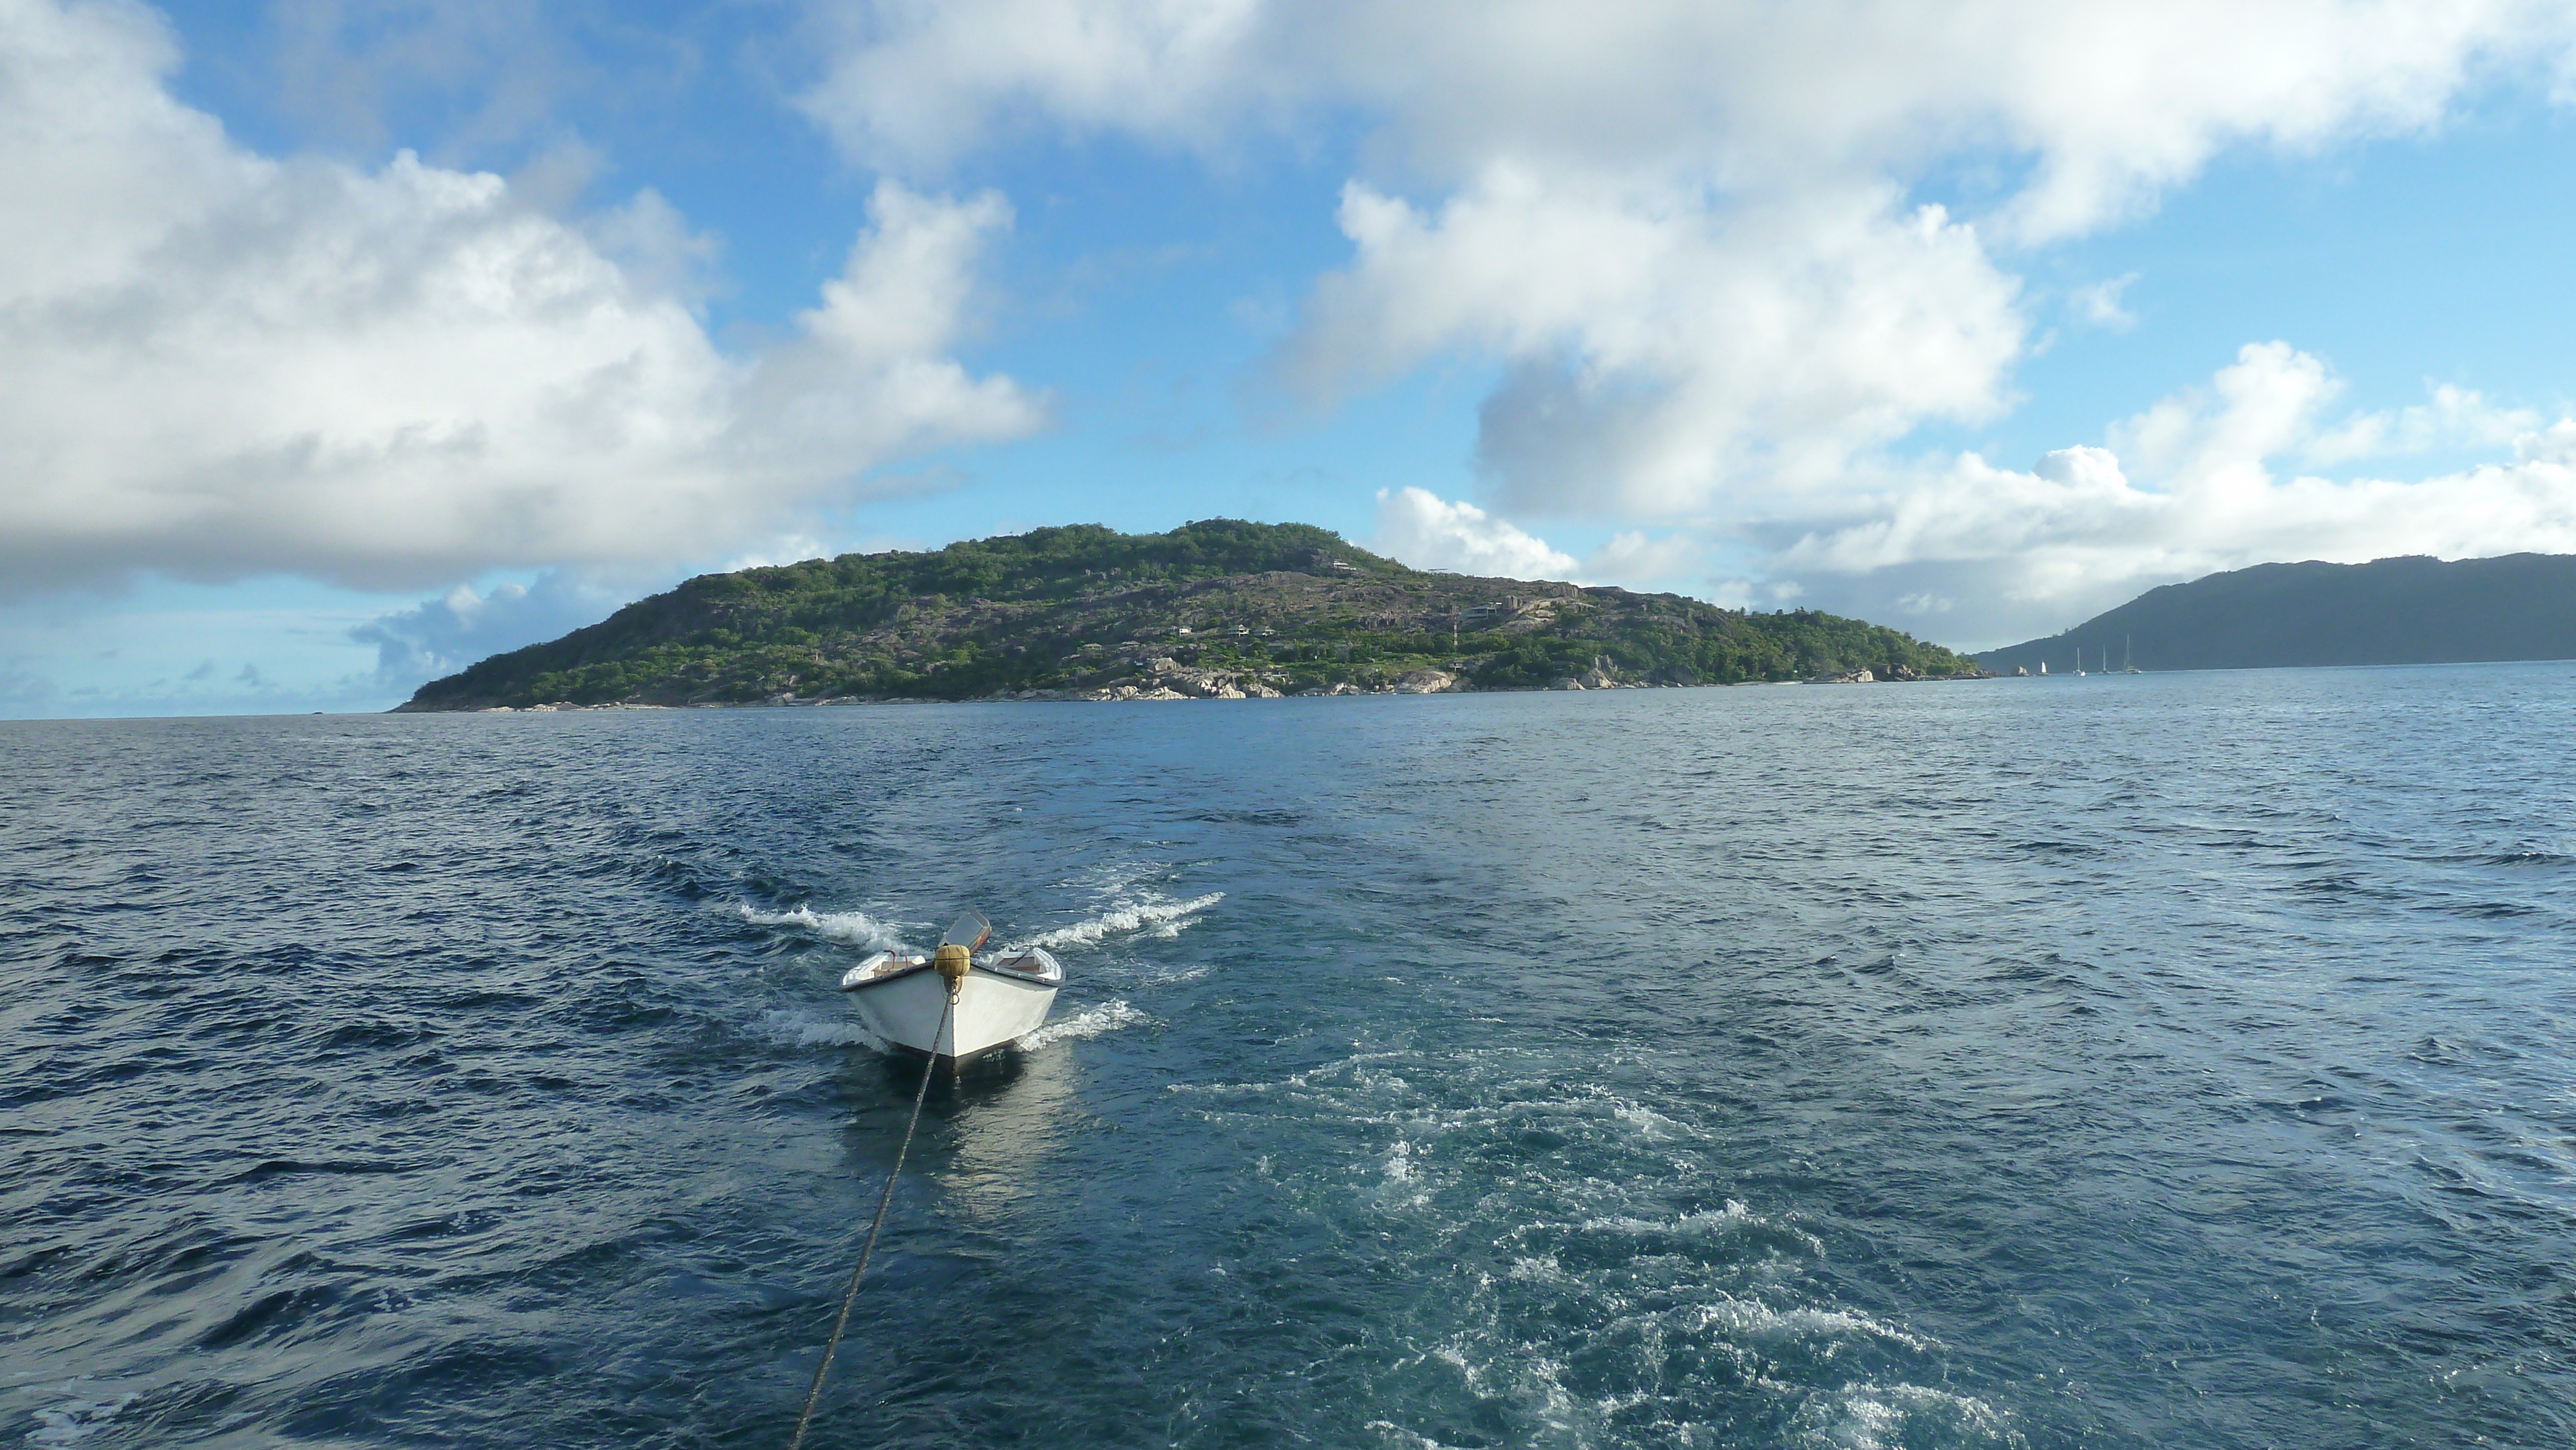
2412;848;2575;869
1010;893;1223;951
2476;850;2572;868
1020;1000;1148;1049
28;1391;135;1447
734;903;907;951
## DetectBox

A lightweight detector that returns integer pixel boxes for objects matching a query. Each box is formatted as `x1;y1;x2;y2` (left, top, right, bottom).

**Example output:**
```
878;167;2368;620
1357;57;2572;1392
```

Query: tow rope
786;989;955;1450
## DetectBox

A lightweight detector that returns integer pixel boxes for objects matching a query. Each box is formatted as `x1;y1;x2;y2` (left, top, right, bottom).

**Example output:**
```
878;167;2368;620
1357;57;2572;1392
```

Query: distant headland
395;520;1980;711
1975;553;2576;676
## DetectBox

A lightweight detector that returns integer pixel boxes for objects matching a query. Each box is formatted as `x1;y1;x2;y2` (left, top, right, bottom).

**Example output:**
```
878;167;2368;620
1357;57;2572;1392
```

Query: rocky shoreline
451;657;1993;711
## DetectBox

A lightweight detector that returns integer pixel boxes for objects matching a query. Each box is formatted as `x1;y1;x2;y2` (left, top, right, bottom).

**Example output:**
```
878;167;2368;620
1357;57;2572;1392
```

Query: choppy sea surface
5;664;2574;1449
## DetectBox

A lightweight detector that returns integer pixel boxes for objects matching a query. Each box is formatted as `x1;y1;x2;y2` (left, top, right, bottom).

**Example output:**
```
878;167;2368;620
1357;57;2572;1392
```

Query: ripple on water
3;674;2573;1447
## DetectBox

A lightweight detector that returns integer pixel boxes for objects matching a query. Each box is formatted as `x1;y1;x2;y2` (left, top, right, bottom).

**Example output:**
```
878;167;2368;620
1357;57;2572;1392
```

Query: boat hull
845;966;1059;1062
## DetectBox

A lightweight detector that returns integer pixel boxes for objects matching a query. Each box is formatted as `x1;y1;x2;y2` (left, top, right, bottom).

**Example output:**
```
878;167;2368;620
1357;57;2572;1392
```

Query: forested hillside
1975;553;2576;675
399;520;1980;708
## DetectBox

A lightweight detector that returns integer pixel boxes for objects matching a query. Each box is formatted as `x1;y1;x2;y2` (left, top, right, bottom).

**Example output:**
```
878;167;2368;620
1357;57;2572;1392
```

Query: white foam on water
1012;892;1224;950
1573;1199;1829;1256
1384;1140;1415;1183
1789;1382;2020;1450
1384;1283;1968;1450
1362;1422;1463;1450
1019;999;1148;1049
734;903;907;951
1166;1049;1471;1115
1373;1138;1440;1210
1694;1295;1934;1353
1613;1101;1688;1139
1122;964;1211;986
1148;1037;1987;1449
756;1008;886;1050
1578;1199;1754;1235
1817;1394;1903;1450
1165;1078;1269;1096
29;1393;135;1447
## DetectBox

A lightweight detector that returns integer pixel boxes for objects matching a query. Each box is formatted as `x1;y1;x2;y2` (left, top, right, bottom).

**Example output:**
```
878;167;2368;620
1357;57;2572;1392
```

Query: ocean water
5;664;2573;1449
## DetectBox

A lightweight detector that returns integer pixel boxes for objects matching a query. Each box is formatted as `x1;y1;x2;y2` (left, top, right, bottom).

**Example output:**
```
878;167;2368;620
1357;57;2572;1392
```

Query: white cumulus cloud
1582;529;1703;588
1370;486;1703;590
1372;344;2576;643
0;0;1043;596
1774;343;2576;642
2069;273;2141;330
1294;173;2024;517
1370;486;1578;580
799;0;2576;521
347;569;641;685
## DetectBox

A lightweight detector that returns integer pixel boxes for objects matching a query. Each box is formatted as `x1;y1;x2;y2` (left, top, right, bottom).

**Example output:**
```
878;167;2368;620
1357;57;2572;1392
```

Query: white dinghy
838;910;1061;1064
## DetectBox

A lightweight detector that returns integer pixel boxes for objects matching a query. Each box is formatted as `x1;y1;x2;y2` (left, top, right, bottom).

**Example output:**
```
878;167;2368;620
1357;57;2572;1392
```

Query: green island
1975;552;2576;675
395;520;1982;710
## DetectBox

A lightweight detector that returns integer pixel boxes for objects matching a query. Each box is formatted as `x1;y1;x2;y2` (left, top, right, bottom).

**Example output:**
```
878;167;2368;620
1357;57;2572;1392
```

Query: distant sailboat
2076;646;2087;677
2123;633;2141;674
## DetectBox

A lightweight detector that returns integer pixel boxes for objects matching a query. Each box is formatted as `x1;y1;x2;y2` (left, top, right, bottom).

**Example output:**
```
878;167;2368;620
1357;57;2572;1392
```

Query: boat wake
734;903;907;951
1785;1382;2017;1450
1018;1000;1148;1049
734;883;1218;959
1171;1046;2008;1449
756;1008;887;1050
1010;892;1223;951
741;878;1198;1060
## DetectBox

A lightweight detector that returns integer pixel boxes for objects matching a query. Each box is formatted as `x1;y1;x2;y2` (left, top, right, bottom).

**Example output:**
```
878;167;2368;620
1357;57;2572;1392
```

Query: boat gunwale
837;952;1062;993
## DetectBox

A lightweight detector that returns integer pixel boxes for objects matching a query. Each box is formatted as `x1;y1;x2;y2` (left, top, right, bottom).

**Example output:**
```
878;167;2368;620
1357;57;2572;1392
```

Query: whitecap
1019;1000;1148;1049
734;902;907;951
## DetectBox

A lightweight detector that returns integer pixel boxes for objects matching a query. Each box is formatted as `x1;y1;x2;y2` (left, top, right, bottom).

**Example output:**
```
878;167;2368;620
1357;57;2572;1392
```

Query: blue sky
6;0;2576;717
